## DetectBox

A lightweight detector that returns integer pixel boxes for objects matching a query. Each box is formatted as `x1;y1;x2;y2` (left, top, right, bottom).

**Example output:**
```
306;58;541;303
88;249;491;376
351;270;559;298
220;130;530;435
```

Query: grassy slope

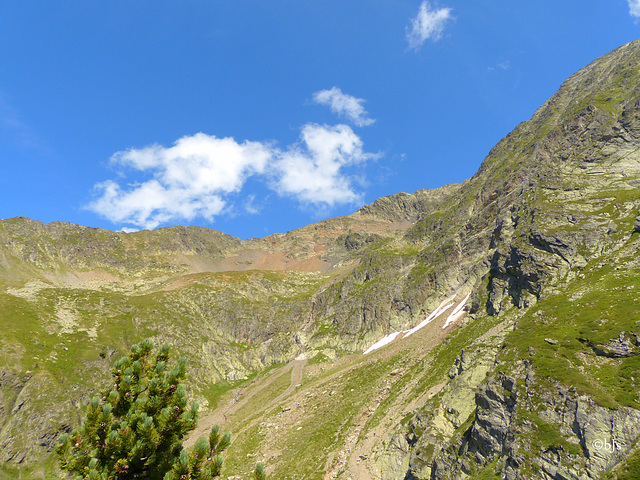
212;305;507;479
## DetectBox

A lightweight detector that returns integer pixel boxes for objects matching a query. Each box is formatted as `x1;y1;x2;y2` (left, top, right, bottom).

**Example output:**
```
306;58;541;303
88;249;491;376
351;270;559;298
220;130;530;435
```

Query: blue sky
1;1;639;239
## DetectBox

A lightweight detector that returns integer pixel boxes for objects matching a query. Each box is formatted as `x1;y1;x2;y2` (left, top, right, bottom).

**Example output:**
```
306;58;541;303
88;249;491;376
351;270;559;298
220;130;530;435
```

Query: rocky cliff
2;40;640;479
375;39;640;480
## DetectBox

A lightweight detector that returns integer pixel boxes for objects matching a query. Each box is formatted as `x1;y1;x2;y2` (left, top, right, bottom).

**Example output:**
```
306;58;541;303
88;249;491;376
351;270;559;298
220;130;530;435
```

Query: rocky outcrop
588;332;640;359
0;370;81;464
430;367;640;480
357;184;460;222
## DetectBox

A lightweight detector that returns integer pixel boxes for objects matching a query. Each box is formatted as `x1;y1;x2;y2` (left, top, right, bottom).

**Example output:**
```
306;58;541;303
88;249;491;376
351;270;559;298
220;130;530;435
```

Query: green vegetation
231;369;292;424
517;408;582;456
56;340;264;480
502;238;640;408
469;458;502;480
307;352;331;365
607;445;640;480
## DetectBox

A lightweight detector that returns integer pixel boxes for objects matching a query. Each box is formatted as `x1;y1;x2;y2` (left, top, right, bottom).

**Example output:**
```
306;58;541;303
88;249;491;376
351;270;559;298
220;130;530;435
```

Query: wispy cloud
629;0;640;19
488;60;511;72
406;1;453;50
243;194;261;215
0;94;49;155
87;125;376;230
312;87;375;127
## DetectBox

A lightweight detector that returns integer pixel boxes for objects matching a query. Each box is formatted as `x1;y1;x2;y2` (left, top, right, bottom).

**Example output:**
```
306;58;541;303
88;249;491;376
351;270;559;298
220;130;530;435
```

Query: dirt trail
325;300;465;479
184;359;307;448
187;293;469;476
261;359;306;414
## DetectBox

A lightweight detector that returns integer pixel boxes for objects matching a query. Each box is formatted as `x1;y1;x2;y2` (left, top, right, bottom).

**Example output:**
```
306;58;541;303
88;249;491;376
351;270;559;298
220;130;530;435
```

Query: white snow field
363;293;470;354
442;292;471;329
363;331;403;354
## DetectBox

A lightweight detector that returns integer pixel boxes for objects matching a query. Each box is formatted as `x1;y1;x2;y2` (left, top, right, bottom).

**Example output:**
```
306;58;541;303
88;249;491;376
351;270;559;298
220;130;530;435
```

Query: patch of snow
363;292;472;354
442;292;471;329
363;331;402;354
404;301;454;337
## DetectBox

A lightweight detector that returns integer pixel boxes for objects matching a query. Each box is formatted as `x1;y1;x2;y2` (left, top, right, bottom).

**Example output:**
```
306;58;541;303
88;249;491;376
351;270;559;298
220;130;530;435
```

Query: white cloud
87;126;376;229
112;133;271;193
629;0;640;18
312;87;375;127
273;124;376;206
406;1;452;50
244;194;261;215
488;60;511;72
87;133;272;229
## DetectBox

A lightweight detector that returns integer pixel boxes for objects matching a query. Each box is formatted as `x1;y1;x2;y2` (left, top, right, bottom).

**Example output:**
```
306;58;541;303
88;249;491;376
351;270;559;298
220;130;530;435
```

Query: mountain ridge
2;39;640;479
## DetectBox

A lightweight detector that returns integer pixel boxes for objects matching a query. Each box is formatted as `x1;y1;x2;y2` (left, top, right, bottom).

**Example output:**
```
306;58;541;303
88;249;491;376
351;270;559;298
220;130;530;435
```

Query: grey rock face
430;374;519;480
357;184;461;222
378;433;411;480
589;332;640;358
429;369;640;480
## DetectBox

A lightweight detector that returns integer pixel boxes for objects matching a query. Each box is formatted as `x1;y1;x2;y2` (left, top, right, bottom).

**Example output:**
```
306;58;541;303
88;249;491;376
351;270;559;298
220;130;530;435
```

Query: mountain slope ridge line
2;39;640;479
